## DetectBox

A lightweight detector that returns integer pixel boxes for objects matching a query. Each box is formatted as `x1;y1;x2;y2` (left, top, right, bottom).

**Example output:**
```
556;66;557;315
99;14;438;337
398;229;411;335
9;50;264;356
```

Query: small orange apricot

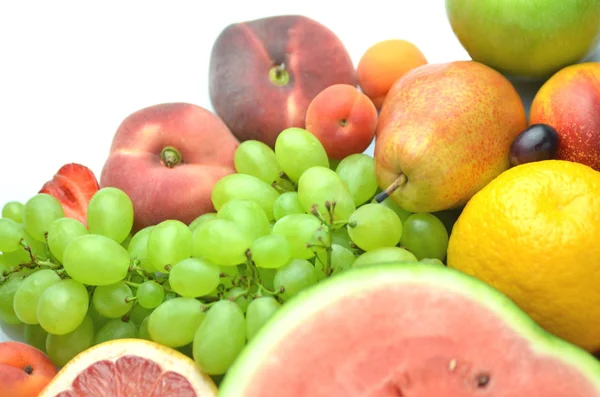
357;39;428;109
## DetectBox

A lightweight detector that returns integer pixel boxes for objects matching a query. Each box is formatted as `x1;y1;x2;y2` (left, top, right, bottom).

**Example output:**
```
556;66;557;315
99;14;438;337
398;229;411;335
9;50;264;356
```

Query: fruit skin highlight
446;0;600;79
447;159;600;352
100;102;239;232
209;15;357;147
219;263;600;396
529;62;600;171
0;341;58;397
374;60;526;213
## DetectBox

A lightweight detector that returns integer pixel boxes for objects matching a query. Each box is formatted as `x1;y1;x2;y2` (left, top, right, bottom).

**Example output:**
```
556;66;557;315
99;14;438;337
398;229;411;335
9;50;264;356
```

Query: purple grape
509;124;559;167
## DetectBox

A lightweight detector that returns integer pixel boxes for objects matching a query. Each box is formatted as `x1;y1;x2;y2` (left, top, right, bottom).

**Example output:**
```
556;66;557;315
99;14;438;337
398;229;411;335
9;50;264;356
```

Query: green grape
169;258;220;298
136;281;165;309
46;314;94;367
353;246;417;267
250;233;291;269
335;153;379;206
24;324;48;353
4;224;49;264
331;227;353;250
192;219;251;266
92;281;134;318
272;214;325;260
297;166;355;222
225;287;251;313
189;213;217;232
0;272;27;325
246;296;281;341
37;279;89;335
0;254;9;275
127;225;154;272
120;233;132;250
13;269;61;324
379;197;412;223
347;204;403;251
234;140;282;185
211;173;280;221
94;317;137;345
274;127;329;183
86;187;134;244
62;234;131;286
127;302;154;326
148;220;193;273
193;300;246;375
88;301;109;331
2;201;24;223
273;192;305;221
273;259;318;301
420;258;446;266
138;316;151;340
47;218;89;263
23;193;64;242
148;297;205;348
314;243;356;279
400;213;449;261
217;199;270;242
0;218;24;252
257;267;276;291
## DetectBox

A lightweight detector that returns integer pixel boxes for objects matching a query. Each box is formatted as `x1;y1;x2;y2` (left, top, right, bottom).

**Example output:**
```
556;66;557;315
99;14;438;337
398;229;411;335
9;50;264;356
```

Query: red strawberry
39;163;100;226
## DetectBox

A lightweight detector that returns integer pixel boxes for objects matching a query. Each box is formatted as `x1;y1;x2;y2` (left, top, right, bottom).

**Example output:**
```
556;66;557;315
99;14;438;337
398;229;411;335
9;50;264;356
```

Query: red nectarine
0;341;58;397
305;84;378;160
100;103;239;232
529;62;600;171
209;15;357;147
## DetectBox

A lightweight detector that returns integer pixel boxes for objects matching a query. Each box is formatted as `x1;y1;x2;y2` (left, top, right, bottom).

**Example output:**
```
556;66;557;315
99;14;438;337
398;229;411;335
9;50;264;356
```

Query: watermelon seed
448;359;457;372
475;373;490;388
24;365;33;375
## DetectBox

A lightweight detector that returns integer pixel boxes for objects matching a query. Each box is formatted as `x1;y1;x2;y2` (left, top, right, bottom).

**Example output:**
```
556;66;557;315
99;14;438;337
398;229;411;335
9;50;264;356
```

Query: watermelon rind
218;262;600;395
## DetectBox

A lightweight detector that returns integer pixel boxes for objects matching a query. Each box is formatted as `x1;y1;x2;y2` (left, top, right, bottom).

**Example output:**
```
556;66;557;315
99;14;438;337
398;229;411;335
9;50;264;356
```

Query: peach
209;15;357;148
305;84;378;160
0;341;58;397
357;39;428;109
529;62;600;171
100;103;239;232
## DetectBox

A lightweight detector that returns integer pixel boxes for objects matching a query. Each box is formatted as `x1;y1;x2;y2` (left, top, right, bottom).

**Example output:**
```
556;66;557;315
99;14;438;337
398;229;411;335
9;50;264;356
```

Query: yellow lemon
447;159;600;352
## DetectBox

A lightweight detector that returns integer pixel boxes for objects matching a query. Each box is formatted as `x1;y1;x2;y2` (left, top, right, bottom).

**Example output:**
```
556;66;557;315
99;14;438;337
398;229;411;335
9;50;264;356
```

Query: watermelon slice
219;263;600;396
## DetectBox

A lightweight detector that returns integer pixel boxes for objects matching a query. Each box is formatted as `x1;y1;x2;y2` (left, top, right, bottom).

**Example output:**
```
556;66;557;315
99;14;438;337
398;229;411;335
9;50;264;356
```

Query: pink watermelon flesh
220;263;600;396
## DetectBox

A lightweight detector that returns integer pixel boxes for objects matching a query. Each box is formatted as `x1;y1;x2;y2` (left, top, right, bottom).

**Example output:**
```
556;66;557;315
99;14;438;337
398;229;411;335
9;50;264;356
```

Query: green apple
446;0;600;79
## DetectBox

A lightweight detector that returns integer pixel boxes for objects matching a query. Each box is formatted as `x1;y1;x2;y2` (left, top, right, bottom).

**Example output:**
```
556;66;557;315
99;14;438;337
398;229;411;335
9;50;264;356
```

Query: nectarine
529;62;600;171
100;103;239;232
209;15;357;147
305;84;378;160
0;341;58;397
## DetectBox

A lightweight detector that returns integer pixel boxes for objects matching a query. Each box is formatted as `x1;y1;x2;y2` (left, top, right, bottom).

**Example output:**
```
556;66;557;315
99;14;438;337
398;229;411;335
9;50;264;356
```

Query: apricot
0;341;58;397
357;39;428;109
305;84;378;160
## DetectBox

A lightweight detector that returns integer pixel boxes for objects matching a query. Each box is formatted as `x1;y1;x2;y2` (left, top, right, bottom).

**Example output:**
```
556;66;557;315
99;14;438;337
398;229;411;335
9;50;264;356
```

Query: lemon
447;160;600;352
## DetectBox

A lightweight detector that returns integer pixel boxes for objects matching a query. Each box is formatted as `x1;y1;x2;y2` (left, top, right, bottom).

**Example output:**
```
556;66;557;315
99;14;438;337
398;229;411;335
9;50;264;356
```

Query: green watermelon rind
219;262;600;394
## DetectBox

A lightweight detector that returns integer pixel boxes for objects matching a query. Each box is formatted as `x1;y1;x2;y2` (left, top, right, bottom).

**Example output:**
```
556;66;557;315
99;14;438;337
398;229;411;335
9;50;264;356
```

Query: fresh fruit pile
0;125;452;380
2;3;600;396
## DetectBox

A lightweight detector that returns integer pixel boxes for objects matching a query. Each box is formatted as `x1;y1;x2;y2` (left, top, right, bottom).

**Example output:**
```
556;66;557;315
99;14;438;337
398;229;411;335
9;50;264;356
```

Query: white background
0;1;597;341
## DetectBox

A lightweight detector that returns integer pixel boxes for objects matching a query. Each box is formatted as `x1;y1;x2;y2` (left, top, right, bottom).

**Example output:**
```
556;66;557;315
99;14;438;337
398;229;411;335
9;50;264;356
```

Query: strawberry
39;163;100;226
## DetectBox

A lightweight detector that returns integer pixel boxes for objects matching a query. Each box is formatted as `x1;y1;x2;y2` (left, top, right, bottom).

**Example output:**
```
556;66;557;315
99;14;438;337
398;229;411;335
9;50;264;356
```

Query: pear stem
374;173;408;203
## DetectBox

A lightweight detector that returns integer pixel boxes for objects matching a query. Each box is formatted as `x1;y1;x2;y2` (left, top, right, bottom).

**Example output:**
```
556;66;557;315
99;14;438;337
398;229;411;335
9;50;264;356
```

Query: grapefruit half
38;338;217;397
219;262;600;396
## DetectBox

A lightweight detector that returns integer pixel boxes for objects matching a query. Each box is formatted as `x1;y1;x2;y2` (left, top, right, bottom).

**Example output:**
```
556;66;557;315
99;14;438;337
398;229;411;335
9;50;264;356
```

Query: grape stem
374;173;408;203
